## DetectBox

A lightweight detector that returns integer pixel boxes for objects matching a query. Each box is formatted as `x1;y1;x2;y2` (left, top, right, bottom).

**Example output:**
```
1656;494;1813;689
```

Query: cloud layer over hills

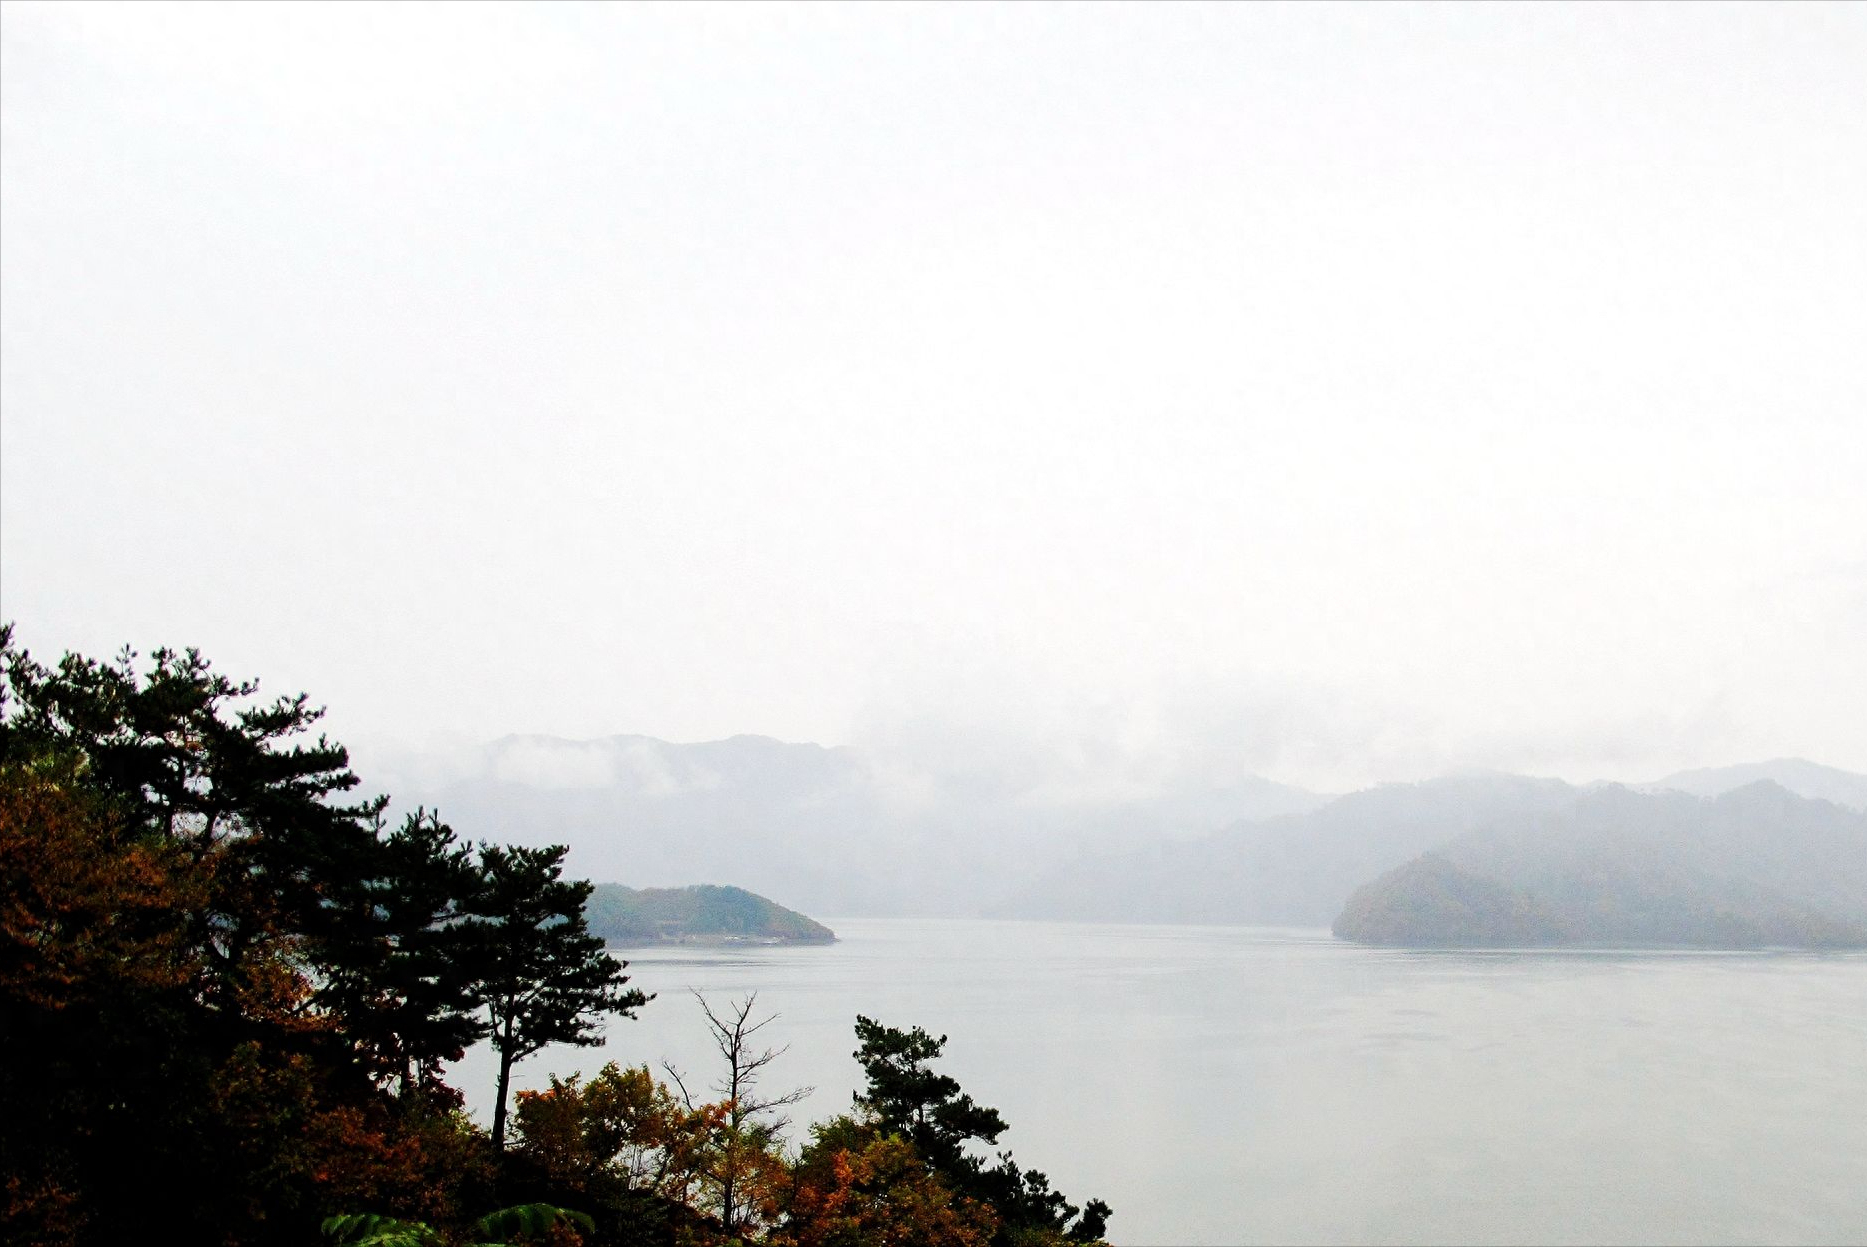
370;735;1865;927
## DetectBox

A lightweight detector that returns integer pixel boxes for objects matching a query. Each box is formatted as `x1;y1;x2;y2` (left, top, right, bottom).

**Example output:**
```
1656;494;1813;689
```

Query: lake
448;919;1867;1245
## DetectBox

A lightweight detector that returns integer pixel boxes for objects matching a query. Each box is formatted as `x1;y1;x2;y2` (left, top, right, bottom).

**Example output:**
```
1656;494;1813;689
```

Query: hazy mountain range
1637;757;1867;810
1335;781;1867;948
370;735;1866;927
370;732;1325;917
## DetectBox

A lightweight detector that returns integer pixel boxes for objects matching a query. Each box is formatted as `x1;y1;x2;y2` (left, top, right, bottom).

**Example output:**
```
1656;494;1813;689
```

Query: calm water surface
451;919;1867;1245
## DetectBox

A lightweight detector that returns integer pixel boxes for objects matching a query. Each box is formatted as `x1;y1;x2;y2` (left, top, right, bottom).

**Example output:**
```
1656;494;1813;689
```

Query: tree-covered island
585;884;835;948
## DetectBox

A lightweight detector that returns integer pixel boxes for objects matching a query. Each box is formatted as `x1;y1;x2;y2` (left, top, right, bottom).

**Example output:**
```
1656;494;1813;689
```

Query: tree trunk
491;1042;514;1152
722;1139;735;1236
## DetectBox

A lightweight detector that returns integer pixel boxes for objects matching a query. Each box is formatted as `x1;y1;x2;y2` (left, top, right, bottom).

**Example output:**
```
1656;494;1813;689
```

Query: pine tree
318;808;489;1096
0;629;381;1012
464;843;650;1151
852;1015;1007;1174
852;1015;1112;1245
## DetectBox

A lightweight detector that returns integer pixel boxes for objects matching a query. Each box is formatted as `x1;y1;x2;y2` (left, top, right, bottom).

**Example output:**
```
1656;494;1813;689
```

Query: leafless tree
663;990;811;1236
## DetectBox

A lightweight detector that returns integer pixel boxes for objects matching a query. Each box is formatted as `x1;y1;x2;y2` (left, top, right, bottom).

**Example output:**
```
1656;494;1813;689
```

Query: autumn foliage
1;628;1108;1247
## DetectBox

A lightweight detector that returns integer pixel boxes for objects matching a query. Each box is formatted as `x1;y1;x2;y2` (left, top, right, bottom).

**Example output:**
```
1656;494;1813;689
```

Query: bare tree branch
687;990;815;1235
661;1059;696;1111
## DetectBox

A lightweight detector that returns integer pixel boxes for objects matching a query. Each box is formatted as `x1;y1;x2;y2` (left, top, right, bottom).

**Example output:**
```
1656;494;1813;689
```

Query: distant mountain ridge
993;773;1581;925
366;736;1866;928
1334;781;1867;949
1641;758;1867;810
995;760;1867;928
371;732;1327;918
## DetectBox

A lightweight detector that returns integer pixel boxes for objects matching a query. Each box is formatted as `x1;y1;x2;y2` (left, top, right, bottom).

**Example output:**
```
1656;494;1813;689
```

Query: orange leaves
506;1062;1015;1246
779;1131;998;1247
0;1171;84;1247
512;1062;719;1204
205;1040;493;1230
0;769;198;1010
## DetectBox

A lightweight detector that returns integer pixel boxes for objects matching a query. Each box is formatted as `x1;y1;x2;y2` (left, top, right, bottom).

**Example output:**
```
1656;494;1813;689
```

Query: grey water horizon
450;918;1867;1246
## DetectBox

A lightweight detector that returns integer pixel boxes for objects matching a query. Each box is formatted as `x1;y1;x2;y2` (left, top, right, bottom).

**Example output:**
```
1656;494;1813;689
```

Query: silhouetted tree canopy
465;842;649;1152
3;626;1109;1247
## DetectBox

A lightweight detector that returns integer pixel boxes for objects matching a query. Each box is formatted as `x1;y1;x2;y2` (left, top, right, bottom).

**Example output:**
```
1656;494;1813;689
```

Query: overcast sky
3;2;1863;791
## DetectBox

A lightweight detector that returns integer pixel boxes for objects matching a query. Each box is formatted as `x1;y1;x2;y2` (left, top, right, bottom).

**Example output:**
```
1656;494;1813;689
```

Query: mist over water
453;920;1867;1246
6;7;1865;1243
